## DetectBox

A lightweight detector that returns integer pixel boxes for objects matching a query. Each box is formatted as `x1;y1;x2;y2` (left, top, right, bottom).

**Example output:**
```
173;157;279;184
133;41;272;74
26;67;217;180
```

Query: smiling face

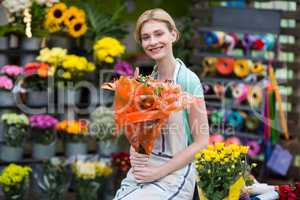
140;19;177;61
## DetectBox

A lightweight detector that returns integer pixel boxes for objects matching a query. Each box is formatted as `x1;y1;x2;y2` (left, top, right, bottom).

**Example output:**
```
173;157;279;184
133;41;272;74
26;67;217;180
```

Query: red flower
287;192;297;200
24;62;49;78
279;185;293;200
112;152;131;173
295;182;300;197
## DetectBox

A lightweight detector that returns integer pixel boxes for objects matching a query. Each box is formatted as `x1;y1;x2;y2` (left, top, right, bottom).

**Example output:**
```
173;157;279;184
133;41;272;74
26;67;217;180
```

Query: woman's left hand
132;165;164;183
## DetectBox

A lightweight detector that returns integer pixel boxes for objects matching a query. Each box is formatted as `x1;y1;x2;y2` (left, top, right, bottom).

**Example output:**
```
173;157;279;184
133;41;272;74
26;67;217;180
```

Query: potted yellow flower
0;164;32;200
195;143;253;200
71;160;113;200
56;119;88;157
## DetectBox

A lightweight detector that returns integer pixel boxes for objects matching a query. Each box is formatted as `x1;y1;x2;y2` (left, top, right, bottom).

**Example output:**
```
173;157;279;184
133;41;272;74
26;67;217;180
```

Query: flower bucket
21;37;42;50
65;142;87;157
0;36;8;49
97;140;119;156
198;176;245;200
32;142;56;160
0;145;23;162
57;88;81;106
0;90;15;107
26;90;49;107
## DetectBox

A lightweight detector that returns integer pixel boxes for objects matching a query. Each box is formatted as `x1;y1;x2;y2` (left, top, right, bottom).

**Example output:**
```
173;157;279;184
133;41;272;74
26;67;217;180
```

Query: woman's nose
149;36;158;45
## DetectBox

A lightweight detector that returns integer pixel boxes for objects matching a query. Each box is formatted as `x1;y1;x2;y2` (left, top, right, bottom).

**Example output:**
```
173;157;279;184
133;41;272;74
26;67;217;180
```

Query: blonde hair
134;8;180;44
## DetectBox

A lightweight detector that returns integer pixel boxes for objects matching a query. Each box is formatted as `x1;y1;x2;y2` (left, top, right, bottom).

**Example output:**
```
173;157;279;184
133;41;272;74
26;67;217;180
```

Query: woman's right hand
130;146;150;169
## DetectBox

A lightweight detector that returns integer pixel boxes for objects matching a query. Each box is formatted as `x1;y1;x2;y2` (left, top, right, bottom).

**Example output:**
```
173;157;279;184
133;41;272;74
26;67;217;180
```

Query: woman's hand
132;165;164;183
130;146;150;168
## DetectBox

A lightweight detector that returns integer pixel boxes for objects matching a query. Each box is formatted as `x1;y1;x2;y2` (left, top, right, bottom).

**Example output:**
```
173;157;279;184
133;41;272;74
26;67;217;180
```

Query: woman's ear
171;30;177;43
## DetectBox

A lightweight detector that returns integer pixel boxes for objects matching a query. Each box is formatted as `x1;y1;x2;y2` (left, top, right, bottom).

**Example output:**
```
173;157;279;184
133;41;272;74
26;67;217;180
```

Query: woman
113;8;209;200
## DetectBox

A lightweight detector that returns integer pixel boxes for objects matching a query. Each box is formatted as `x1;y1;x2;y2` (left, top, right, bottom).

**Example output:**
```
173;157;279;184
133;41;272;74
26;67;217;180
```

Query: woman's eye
142;36;149;41
155;32;163;37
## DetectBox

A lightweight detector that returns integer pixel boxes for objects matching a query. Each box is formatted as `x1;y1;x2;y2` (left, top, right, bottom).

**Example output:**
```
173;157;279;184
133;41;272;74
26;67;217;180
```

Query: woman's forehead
140;20;168;34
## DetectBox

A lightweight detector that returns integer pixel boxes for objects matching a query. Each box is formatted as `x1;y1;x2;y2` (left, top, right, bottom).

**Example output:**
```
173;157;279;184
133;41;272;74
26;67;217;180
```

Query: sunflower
47;3;67;24
44;18;62;33
67;18;87;38
63;6;86;27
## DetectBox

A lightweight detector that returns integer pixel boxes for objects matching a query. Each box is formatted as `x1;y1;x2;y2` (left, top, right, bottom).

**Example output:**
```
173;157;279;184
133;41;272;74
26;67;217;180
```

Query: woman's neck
156;56;177;80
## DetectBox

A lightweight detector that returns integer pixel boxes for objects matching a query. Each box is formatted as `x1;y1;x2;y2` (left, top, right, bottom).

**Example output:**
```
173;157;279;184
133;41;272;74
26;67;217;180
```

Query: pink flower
0;76;13;90
1;65;23;77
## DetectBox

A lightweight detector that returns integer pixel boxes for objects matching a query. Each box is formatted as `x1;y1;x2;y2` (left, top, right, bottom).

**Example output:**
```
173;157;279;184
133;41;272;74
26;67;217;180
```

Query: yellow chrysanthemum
64;6;86;27
67;18;87;38
47;3;67;24
93;37;125;63
63;72;71;79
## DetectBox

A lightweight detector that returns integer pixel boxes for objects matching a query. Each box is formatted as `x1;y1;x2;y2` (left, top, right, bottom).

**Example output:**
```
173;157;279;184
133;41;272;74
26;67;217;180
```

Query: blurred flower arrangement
89;106;116;142
195;143;254;200
22;62;52;91
36;47;95;85
113;60;134;77
0;65;23;78
71;160;113;200
278;182;300;200
44;2;87;38
0;163;32;200
56;119;88;142
112;152;130;173
93;37;125;64
29;114;59;145
1;113;29;147
0;0;59;37
0;75;14;91
34;157;70;200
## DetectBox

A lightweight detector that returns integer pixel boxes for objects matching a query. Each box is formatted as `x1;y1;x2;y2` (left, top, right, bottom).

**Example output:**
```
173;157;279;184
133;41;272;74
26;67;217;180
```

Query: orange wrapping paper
102;76;197;154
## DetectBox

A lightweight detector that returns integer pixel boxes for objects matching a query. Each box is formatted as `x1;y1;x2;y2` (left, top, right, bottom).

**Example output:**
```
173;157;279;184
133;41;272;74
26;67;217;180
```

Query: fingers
134;67;139;78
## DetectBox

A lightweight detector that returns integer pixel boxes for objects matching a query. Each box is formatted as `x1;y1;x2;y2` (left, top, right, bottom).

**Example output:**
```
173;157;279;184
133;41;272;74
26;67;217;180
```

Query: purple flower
0;75;13;90
114;60;134;76
1;65;23;77
29;114;58;129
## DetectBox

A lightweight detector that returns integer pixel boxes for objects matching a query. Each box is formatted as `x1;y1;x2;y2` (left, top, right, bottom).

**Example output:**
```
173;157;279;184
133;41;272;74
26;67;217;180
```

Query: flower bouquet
29;114;59;159
56;119;88;156
195;143;254;200
89;106;120;155
0;164;32;200
0;113;29;161
34;157;70;200
111;152;131;190
71;160;113;200
102;75;198;155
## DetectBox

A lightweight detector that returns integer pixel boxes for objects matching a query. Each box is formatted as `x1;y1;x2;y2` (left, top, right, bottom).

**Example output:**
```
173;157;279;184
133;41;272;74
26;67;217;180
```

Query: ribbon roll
226;111;244;129
204;31;225;47
209;134;224;145
225;136;241;146
247;85;263;108
233;59;251;78
232;83;250;104
203;83;215;95
213;82;225;98
201;57;217;76
210;111;224;125
242;34;257;54
251;38;265;50
216;58;235;75
251;62;265;75
245;115;260;131
246;140;261;157
261;34;275;50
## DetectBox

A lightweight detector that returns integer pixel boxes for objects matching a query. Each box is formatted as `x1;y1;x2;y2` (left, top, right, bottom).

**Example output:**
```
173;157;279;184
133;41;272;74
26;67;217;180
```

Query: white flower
34;0;59;6
2;0;32;13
